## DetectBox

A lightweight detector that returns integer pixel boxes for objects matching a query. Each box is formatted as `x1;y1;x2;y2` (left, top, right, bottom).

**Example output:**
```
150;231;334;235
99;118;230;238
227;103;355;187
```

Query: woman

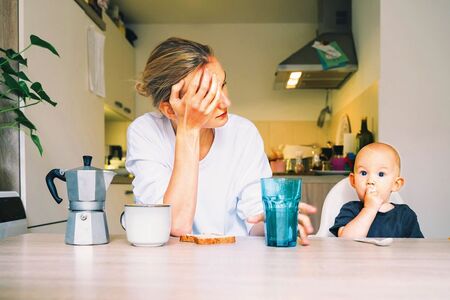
126;37;316;244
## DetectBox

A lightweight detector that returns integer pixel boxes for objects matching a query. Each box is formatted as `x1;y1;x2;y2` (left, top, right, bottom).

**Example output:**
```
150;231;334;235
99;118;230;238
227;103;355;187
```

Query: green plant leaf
0;56;8;67
5;49;27;66
18;81;30;97
14;108;36;130
2;73;29;99
17;71;31;82
30;35;59;57
31;132;43;156
30;82;57;106
3;72;21;91
0;59;30;82
29;92;40;100
0;59;17;75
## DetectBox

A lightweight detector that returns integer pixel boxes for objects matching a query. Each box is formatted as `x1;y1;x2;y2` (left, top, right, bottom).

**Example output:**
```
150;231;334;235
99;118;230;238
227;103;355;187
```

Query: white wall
131;23;328;121
330;0;380;115
19;0;105;230
379;0;450;237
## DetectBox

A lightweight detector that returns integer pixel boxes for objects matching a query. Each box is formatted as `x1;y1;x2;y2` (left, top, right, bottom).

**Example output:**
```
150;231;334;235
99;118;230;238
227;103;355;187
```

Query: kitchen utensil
107;145;123;165
45;155;116;245
317;90;332;128
354;238;393;247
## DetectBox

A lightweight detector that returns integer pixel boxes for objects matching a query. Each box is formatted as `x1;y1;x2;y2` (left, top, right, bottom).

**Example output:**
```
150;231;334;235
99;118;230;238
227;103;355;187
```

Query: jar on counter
294;151;304;174
331;145;345;171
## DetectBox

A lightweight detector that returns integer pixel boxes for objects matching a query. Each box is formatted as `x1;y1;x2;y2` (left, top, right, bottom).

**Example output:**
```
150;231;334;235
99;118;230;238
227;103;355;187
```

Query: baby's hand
363;186;383;212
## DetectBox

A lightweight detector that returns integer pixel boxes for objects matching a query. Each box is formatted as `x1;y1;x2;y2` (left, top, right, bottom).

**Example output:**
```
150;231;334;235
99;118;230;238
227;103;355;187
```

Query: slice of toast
179;233;236;245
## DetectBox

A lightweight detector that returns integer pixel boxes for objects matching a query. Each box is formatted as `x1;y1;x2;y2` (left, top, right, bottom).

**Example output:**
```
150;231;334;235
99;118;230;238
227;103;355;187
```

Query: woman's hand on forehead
169;67;223;130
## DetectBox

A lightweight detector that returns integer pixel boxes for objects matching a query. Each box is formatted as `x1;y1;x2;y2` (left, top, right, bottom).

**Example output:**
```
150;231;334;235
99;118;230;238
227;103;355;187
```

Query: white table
0;234;449;299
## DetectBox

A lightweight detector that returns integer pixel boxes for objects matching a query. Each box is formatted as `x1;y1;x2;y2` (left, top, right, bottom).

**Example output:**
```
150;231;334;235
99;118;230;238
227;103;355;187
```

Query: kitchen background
2;0;449;238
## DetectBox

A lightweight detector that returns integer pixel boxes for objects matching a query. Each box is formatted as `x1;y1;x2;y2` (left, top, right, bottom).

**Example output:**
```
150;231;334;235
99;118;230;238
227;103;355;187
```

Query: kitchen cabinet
105;184;134;234
104;14;135;120
274;175;346;233
21;0;105;231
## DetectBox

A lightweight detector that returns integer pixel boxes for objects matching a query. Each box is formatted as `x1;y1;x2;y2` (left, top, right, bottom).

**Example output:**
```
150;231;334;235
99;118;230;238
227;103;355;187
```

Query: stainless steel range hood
274;0;357;90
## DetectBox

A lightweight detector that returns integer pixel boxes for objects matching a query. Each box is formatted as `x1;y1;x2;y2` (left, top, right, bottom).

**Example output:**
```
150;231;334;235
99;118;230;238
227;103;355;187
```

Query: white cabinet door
104;15;135;120
118;40;135;117
106;184;134;234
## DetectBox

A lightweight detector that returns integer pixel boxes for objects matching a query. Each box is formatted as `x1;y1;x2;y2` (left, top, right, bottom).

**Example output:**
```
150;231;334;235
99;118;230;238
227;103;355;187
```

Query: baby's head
349;142;404;203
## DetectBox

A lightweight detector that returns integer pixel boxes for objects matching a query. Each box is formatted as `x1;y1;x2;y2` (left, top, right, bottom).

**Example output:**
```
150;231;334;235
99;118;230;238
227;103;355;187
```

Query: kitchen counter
111;170;347;185
273;173;347;183
112;174;134;184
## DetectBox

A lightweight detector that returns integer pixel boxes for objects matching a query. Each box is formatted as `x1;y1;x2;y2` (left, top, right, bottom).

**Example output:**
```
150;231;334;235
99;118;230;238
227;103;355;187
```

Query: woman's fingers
298;213;314;234
298;225;310;246
299;202;317;215
185;68;203;102
199;73;218;112
204;79;222;115
169;79;184;104
191;68;211;107
246;213;265;224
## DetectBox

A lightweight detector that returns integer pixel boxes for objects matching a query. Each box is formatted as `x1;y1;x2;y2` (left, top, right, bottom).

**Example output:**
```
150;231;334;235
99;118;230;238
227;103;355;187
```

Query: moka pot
45;155;116;245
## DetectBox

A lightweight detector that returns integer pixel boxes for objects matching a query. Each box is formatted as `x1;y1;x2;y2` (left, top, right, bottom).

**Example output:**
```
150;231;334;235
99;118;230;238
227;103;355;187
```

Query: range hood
274;0;357;90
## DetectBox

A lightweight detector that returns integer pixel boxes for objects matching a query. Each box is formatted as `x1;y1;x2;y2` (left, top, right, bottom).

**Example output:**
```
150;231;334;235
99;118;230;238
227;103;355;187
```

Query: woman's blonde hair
136;37;213;107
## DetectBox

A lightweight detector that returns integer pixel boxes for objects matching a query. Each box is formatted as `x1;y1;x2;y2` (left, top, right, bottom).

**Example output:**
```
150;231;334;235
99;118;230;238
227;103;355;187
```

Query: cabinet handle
125;190;133;195
123;107;131;114
114;101;123;108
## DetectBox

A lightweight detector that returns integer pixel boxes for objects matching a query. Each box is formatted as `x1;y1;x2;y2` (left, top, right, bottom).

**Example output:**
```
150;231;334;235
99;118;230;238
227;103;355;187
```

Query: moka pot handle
45;169;66;204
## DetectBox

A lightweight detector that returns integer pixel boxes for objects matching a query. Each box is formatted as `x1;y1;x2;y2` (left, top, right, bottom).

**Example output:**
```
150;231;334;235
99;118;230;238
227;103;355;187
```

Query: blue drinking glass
261;177;302;247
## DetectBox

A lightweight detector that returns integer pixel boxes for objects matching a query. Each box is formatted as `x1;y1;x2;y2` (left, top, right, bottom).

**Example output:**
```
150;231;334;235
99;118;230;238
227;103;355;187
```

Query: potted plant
0;35;59;156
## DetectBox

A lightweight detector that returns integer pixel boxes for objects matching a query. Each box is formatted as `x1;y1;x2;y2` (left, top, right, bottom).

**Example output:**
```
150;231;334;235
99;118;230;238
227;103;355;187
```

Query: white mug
120;204;171;247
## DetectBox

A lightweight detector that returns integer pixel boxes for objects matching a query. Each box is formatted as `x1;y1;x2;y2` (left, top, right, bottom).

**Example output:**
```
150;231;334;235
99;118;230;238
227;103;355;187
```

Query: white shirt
126;112;272;236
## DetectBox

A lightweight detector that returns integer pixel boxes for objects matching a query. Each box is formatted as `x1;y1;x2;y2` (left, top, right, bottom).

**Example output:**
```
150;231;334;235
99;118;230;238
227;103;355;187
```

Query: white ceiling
109;0;318;24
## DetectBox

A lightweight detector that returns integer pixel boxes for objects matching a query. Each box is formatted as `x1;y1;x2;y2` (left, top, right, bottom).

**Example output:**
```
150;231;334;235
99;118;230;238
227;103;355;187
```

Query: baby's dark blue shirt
329;201;424;238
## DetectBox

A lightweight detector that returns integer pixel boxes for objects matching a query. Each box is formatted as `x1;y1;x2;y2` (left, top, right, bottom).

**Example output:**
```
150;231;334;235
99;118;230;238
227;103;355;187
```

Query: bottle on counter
312;150;322;170
294;151;304;174
355;118;374;153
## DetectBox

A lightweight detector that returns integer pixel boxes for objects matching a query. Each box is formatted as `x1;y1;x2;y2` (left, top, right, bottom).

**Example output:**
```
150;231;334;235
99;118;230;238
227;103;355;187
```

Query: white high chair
314;177;403;237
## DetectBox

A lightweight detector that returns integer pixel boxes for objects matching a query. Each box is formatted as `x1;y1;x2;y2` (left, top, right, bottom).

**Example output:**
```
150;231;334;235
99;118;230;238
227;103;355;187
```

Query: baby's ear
349;173;356;188
392;176;405;192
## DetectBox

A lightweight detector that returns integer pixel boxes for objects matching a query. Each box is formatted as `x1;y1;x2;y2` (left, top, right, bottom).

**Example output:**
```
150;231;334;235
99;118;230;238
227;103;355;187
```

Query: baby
330;142;424;238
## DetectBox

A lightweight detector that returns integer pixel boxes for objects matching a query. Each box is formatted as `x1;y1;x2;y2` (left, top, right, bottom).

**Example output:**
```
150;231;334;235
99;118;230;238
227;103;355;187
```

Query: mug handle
120;211;126;231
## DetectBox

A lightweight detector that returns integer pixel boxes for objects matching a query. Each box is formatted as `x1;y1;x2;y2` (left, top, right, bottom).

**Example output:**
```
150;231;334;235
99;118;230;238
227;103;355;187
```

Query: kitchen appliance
274;0;357;89
0;191;27;240
45;155;115;245
317;90;332;127
107;145;123;165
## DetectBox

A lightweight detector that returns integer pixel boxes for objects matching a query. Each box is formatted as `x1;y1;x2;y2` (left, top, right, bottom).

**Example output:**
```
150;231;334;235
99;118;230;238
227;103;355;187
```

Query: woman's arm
162;68;222;236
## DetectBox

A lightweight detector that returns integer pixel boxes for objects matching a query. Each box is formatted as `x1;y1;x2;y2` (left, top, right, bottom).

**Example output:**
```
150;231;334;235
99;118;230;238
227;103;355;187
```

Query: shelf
73;0;106;31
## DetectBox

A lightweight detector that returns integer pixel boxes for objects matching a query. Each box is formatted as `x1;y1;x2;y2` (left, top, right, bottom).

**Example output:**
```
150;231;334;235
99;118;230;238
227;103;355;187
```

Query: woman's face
180;56;231;128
